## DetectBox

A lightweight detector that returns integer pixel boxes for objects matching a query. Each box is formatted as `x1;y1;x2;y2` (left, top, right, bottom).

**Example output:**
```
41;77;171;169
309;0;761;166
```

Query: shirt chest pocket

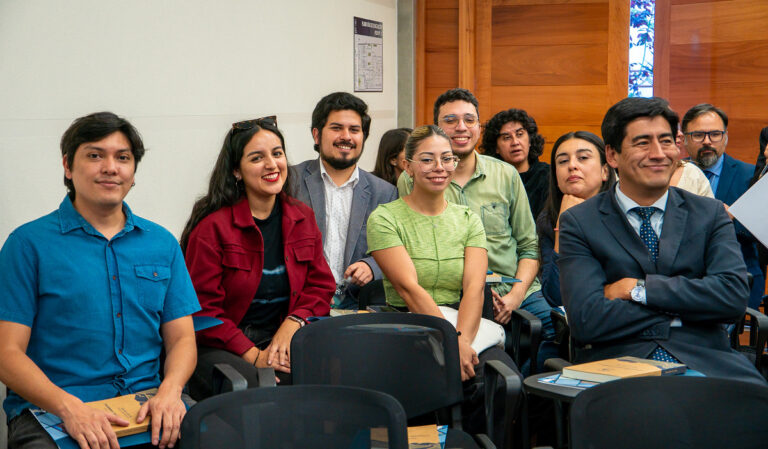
481;202;509;236
292;243;315;263
222;245;252;271
135;264;171;312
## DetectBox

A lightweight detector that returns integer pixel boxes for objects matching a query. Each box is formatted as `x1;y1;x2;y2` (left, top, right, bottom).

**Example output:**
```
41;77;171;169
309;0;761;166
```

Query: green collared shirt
398;152;541;297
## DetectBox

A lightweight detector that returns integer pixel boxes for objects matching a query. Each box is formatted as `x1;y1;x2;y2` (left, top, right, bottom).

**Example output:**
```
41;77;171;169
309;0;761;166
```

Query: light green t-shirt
397;152;541;298
366;198;487;308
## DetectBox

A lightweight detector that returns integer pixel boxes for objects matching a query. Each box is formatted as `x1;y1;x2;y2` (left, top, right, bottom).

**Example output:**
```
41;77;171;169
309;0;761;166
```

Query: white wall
0;0;398;244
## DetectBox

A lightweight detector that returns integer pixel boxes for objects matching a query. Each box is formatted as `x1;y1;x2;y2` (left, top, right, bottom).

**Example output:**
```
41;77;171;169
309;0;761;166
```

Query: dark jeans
8;409;155;449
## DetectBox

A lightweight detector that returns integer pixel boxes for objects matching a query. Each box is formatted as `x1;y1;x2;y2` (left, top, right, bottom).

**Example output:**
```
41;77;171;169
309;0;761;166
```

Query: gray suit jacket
559;186;764;384
290;158;398;286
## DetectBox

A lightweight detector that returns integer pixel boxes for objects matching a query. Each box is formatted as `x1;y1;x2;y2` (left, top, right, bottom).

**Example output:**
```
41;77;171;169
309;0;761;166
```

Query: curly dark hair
482;108;545;167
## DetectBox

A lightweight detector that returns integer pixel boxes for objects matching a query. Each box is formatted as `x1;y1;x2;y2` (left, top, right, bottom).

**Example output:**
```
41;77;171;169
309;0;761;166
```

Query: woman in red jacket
180;117;334;395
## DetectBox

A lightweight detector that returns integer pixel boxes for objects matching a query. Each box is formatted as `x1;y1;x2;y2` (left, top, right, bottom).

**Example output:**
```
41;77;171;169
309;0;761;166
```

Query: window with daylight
628;0;655;97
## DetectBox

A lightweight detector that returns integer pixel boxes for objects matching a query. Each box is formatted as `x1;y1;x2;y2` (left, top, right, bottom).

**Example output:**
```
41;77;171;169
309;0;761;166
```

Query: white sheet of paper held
729;173;768;248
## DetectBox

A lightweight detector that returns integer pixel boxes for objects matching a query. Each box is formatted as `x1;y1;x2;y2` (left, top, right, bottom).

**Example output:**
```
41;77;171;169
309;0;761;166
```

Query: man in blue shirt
0;112;200;449
682;104;764;309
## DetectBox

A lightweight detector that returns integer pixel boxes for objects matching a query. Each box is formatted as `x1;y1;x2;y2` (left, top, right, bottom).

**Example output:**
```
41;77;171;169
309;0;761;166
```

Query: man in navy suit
291;92;397;309
559;97;764;384
682;104;764;308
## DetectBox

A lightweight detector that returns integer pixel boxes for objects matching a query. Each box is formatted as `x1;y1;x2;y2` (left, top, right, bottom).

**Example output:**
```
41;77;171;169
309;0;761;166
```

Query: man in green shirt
398;88;554;345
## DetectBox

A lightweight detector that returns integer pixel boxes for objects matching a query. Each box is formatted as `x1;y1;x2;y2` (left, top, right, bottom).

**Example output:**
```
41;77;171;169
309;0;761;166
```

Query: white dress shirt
319;161;360;283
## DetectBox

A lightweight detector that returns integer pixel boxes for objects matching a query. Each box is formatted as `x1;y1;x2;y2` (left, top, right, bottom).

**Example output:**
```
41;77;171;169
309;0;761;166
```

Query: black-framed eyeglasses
685;130;726;143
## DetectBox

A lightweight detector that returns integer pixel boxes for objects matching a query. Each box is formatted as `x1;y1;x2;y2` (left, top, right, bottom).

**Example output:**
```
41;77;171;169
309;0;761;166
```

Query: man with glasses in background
682;103;764;308
398;88;555;370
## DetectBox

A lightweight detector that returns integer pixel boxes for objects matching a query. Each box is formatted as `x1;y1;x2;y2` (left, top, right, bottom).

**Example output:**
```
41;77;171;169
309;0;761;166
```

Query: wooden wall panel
669;41;768;85
492;4;608;46
491;44;607;86
670;0;768;44
425;51;459;87
415;0;624;163
489;86;607;126
659;0;768;165
425;9;458;50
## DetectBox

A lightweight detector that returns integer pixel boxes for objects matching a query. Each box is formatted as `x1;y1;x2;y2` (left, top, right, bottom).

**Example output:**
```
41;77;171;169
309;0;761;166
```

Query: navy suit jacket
716;154;763;307
559;186;764;384
290;159;398;291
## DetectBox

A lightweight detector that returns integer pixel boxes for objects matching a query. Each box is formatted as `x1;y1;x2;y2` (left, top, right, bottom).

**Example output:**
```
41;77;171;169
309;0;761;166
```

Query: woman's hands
262;318;302;373
458;335;479;381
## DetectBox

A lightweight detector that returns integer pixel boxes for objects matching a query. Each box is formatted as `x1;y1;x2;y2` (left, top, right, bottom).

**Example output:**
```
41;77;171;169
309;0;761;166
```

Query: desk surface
523;371;584;402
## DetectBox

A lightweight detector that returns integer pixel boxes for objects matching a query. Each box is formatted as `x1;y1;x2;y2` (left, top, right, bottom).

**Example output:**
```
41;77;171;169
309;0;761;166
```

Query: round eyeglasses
407;155;459;173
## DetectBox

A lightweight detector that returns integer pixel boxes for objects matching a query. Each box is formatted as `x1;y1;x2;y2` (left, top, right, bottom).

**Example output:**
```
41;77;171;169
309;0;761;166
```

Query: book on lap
562;356;686;383
86;389;158;437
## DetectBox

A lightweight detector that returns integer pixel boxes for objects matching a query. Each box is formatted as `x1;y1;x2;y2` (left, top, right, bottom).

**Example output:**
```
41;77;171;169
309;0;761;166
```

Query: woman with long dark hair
372;127;412;185
537;131;616;307
181;117;334;395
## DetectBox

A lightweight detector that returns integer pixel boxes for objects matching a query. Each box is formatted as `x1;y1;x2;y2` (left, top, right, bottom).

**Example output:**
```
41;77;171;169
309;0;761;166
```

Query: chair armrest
484;359;523;449
473;433;497;449
212;363;249;394
543;357;573;372
256;367;277;387
550;309;572;362
745;307;768;375
507;308;542;373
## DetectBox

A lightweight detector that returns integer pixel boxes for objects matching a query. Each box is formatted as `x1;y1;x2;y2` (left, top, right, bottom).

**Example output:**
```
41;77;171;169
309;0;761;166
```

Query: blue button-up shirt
0;197;200;419
703;153;724;195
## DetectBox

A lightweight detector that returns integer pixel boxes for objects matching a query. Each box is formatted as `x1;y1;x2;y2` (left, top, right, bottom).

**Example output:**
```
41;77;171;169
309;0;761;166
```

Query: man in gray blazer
291;92;397;309
559;97;764;384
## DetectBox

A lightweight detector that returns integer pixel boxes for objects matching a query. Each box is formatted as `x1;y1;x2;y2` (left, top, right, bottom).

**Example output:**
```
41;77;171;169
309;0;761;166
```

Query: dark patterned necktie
631;207;659;263
631;207;680;363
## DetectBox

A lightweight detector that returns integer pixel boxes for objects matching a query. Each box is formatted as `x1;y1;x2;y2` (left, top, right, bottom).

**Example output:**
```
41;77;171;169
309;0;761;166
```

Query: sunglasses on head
231;115;278;133
229;115;278;148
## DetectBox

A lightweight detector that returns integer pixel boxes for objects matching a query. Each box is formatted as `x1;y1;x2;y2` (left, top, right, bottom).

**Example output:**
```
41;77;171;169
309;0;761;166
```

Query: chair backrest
180;384;408;449
570;376;768;449
291;313;464;423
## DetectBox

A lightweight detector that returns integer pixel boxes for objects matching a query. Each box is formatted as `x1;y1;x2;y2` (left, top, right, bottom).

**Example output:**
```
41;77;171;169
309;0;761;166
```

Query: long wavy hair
180;121;293;252
372;127;412;185
541;131;616;226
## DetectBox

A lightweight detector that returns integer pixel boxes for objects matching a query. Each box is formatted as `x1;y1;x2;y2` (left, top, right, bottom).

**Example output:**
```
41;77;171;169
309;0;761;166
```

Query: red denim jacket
185;193;334;355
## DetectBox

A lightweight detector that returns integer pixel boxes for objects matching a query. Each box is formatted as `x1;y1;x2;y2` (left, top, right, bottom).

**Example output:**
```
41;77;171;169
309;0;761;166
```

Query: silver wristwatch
630;279;646;303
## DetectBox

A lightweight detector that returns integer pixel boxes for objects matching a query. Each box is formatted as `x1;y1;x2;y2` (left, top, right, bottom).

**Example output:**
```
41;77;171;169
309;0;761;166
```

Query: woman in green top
367;125;489;382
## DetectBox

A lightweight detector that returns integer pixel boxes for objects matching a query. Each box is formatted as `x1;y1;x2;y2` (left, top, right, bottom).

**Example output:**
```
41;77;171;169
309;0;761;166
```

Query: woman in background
537;131;616;307
482;108;549;219
372;127;412;185
181;117;334;396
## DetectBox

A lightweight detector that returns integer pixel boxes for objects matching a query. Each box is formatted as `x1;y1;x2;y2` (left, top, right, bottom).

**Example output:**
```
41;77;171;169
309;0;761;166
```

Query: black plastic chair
291;313;521;448
731;307;768;380
570;376;768;449
179;384;408;449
